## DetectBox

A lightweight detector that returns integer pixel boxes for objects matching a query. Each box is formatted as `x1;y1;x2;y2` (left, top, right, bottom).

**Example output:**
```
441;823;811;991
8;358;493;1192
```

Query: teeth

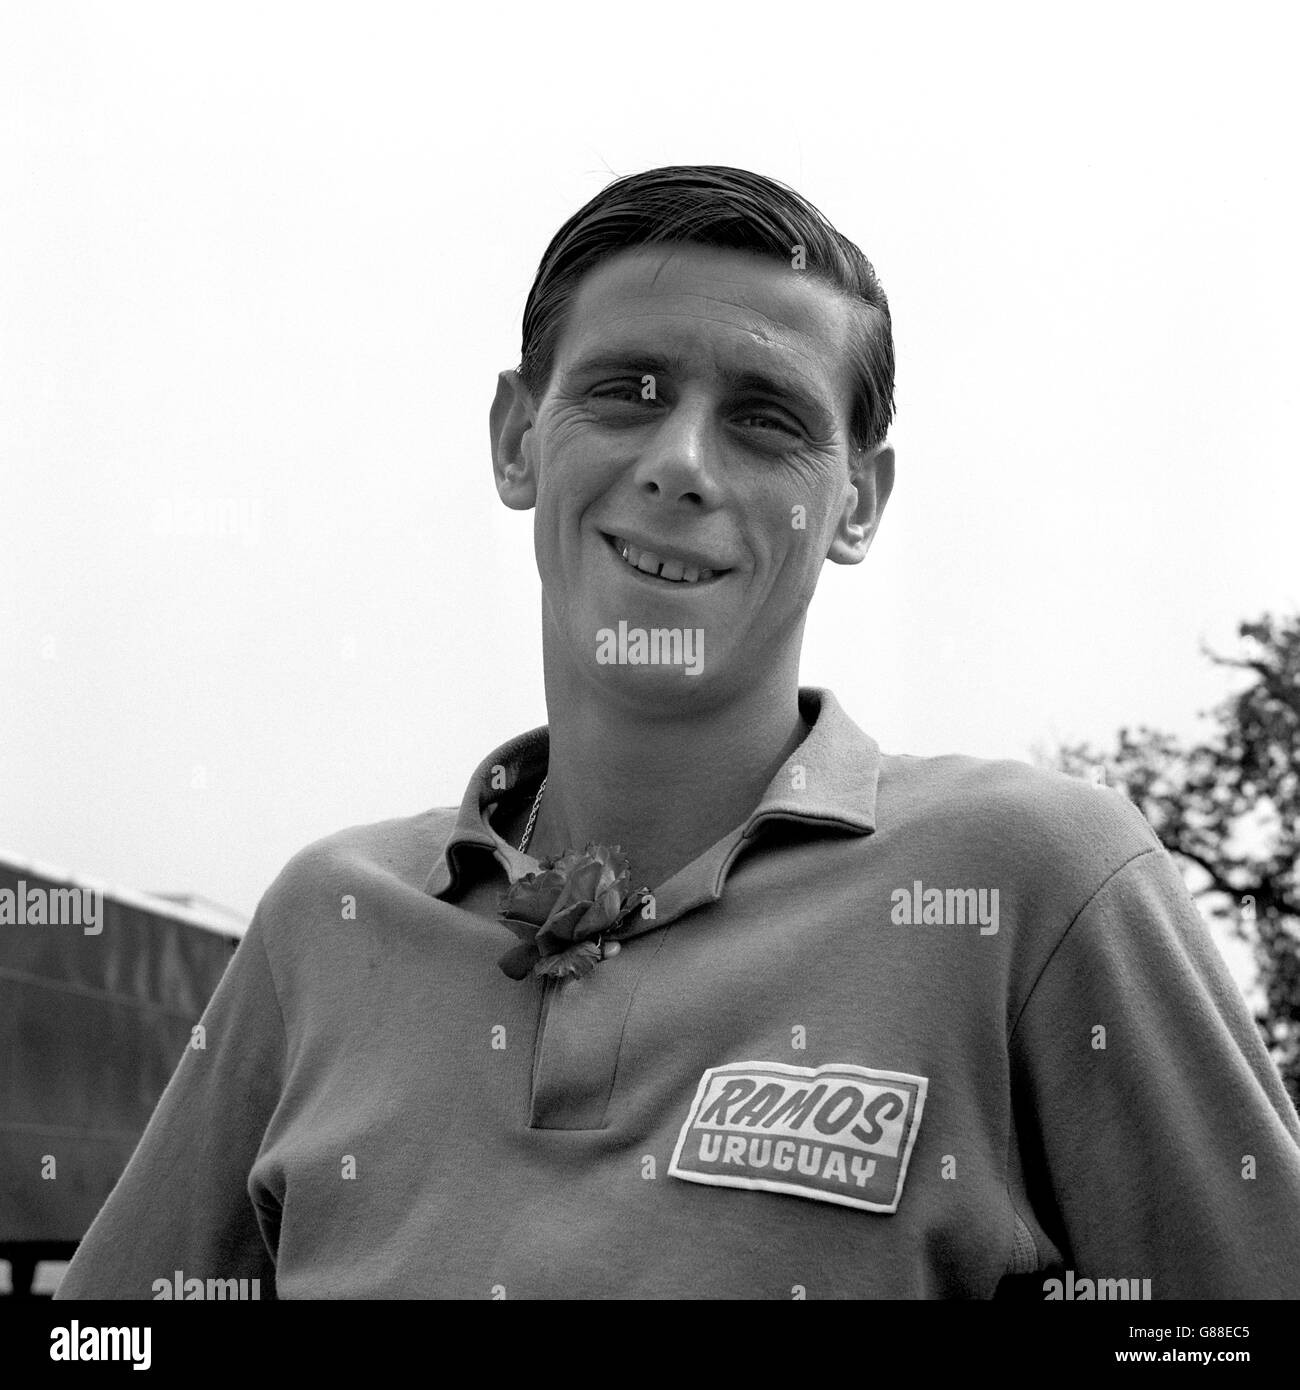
611;536;716;584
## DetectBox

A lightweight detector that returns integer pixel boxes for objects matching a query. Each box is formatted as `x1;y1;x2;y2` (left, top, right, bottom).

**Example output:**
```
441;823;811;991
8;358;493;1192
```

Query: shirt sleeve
54;908;285;1300
1010;843;1300;1298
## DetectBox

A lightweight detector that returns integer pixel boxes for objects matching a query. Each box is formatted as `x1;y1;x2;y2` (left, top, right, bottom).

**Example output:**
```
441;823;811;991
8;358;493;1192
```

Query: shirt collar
424;687;880;923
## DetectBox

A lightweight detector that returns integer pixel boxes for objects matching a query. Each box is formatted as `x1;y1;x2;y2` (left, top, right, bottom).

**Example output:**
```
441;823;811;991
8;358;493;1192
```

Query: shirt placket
524;827;751;1130
527;940;660;1130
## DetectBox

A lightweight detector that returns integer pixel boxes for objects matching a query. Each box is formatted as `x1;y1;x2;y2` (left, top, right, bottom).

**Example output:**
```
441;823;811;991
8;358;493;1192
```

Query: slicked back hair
518;165;895;452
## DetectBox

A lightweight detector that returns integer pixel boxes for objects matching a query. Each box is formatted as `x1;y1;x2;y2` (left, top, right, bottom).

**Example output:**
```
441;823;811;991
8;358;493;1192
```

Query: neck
527;651;809;889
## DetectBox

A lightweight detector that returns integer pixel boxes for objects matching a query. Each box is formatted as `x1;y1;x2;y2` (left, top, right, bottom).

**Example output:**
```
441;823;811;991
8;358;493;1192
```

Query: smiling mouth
604;534;725;585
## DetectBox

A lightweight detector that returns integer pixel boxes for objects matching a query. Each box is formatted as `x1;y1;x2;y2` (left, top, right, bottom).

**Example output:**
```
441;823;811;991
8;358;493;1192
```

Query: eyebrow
564;349;839;436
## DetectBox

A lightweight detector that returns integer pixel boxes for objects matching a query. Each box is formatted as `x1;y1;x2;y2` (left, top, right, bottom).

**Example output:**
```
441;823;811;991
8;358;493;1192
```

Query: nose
630;393;722;508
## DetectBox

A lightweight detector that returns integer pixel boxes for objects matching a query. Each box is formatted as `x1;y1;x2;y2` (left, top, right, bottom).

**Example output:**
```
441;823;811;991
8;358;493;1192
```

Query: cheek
534;417;611;510
784;469;853;551
754;481;835;574
533;435;584;518
531;443;613;590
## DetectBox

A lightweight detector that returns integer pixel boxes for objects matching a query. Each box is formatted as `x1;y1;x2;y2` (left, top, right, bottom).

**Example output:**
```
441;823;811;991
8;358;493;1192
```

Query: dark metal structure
0;854;241;1296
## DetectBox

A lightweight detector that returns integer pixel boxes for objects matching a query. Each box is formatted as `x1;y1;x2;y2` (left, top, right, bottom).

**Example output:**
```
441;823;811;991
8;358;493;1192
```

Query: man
57;166;1300;1299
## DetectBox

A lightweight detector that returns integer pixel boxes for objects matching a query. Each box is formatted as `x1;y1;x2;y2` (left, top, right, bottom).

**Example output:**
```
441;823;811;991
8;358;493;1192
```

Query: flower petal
550;847;590;875
537;901;592;949
568;886;623;940
497;941;541;980
555;857;606;908
611;886;652;931
533;941;602;980
498;916;542;944
502;868;568;926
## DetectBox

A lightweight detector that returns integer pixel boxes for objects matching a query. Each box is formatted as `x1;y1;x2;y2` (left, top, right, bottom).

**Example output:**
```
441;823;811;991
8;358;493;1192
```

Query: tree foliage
1055;614;1300;1108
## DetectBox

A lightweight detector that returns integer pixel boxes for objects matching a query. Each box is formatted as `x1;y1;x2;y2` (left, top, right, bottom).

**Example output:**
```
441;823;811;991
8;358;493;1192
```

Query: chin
577;652;718;707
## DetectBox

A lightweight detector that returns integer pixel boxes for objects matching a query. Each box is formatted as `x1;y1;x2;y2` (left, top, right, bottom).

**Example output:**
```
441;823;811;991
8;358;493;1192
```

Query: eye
736;410;802;437
590;380;653;403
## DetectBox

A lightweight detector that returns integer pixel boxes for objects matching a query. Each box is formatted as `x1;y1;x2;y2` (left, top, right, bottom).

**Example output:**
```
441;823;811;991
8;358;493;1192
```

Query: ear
827;443;895;565
490;370;540;510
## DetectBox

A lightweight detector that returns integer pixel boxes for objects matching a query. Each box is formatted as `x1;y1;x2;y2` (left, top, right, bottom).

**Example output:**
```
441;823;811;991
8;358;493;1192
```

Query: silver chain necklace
517;775;547;854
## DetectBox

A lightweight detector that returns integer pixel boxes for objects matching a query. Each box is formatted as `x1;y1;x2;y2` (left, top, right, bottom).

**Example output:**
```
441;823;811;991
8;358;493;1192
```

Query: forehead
552;244;858;407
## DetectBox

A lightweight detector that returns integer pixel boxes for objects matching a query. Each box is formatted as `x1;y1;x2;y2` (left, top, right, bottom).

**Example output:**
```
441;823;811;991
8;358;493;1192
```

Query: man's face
514;244;885;698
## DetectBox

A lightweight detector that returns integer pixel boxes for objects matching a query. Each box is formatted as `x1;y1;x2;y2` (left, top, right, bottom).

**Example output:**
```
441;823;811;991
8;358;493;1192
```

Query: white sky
2;0;1296;1005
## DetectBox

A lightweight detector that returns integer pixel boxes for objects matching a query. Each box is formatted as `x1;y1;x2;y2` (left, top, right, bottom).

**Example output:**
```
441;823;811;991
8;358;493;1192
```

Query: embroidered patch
668;1060;928;1213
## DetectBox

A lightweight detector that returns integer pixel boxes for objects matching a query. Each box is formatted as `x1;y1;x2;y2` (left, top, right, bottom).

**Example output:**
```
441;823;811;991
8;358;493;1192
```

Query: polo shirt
55;688;1300;1300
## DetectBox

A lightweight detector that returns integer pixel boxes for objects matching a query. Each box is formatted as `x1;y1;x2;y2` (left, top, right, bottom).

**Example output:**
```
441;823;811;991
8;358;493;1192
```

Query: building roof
0;849;248;939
